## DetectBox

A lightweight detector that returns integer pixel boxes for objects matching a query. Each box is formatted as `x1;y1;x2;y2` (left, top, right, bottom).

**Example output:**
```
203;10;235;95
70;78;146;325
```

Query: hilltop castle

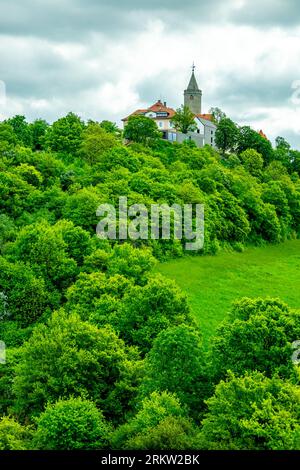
122;67;217;147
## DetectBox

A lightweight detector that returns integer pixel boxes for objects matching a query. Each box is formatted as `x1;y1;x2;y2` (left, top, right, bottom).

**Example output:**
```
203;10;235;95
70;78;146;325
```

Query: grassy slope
156;240;300;348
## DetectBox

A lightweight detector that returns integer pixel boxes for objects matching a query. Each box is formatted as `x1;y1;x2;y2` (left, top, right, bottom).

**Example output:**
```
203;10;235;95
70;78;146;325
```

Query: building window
211;130;213;135
168;132;176;142
159;122;163;128
211;137;213;144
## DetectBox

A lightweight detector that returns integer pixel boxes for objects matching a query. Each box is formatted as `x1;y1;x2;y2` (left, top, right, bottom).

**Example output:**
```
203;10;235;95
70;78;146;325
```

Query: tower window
190;95;194;100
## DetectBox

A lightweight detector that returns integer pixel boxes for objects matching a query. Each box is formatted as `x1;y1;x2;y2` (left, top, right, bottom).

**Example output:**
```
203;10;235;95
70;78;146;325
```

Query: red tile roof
122;100;175;121
258;129;268;140
148;101;176;117
195;113;214;122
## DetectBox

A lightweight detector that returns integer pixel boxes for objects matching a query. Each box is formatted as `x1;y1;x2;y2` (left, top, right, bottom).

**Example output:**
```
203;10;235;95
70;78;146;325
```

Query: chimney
164;101;167;107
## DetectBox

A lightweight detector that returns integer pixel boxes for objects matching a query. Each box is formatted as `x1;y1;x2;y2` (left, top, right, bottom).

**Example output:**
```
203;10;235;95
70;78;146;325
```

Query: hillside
0;113;300;451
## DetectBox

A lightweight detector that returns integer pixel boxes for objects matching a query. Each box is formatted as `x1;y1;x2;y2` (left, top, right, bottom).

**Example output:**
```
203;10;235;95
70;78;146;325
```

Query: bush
199;372;300;450
0;417;31;450
13;311;142;421
111;391;197;450
140;325;209;415
211;297;300;381
34;397;111;450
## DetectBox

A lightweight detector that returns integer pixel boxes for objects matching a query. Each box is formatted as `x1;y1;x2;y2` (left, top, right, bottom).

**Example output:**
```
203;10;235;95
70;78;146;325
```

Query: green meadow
157;239;300;348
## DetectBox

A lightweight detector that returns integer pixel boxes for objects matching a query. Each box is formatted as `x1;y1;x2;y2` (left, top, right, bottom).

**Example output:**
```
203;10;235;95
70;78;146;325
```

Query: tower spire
186;63;200;91
184;64;202;114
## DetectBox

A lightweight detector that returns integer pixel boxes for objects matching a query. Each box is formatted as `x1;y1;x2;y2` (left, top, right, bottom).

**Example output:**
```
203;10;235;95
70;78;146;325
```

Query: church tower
184;64;202;115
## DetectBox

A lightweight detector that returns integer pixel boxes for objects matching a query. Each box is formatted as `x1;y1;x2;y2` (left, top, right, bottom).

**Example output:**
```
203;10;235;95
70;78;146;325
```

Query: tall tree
46;112;85;155
209;107;226;125
274;136;292;169
211;297;300;381
6;115;32;147
215;117;238;155
140;325;209;416
237;126;274;165
199;372;300;450
34;397;111;450
124;115;160;144
111;391;198;450
29;119;49;151
13;311;142;420
80;122;118;164
171;105;197;134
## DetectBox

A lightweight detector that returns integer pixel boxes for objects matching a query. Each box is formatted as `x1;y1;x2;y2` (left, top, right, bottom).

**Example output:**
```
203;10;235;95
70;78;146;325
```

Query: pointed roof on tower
186;63;200;91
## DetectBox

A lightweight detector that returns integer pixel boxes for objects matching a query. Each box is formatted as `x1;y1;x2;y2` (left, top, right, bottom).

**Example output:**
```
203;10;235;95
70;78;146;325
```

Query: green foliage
53;219;92;265
237;126;274;165
171;105;197;134
0;257;53;326
65;265;191;355
100;120;120;134
30;119;48;151
81;122;119;164
240;149;264;177
111;391;197;450
0;122;17;154
13;311;142;420
107;243;156;284
15;163;43;187
62;187;100;231
9;220;78;289
113;275;193;354
199;372;300;450
124;115;160;144
65;271;132;321
215;117;238;154
6;115;32;147
121;415;200;450
33;397;111;450
0;169;37;217
140;325;210;415
82;248;111;273
211;297;300;380
208;107;226;125
0;214;16;250
97;147;141;173
46;112;85;155
1;111;300;450
0;416;31;450
0;348;22;414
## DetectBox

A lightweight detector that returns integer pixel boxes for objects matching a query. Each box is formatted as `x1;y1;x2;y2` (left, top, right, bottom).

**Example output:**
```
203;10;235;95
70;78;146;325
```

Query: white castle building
122;67;217;148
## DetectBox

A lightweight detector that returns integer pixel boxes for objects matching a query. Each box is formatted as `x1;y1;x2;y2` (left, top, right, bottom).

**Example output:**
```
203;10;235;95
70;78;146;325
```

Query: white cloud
0;3;299;148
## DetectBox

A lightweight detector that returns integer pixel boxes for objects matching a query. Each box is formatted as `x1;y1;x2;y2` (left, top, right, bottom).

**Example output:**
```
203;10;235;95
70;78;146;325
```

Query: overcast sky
0;0;299;148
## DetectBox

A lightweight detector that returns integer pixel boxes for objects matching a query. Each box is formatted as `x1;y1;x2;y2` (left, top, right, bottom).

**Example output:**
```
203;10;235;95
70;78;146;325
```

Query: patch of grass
156;240;300;348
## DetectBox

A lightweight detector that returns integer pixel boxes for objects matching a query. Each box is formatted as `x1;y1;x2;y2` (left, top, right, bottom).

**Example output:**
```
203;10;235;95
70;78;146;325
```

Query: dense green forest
0;112;300;450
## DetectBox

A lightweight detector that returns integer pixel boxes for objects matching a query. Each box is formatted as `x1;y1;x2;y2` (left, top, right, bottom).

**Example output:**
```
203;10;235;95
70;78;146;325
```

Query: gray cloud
215;75;293;109
279;130;300;150
0;0;299;42
229;0;300;27
0;0;299;148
